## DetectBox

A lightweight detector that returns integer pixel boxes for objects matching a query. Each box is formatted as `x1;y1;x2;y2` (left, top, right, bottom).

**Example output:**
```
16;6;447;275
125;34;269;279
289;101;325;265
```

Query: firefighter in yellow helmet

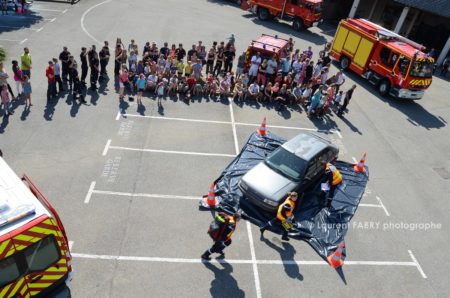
260;192;298;241
320;160;343;207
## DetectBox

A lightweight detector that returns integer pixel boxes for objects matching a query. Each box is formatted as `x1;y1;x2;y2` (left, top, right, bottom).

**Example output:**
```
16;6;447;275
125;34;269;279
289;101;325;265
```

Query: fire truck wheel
378;80;391;96
293;19;304;31
340;56;350;70
258;7;269;20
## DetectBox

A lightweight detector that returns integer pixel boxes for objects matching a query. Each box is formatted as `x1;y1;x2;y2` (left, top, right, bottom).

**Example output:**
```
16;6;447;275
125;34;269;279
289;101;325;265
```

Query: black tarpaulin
211;132;369;260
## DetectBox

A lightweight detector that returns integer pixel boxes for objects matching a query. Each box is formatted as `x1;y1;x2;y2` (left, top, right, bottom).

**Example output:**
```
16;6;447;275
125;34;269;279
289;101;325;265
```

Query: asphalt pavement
1;0;449;297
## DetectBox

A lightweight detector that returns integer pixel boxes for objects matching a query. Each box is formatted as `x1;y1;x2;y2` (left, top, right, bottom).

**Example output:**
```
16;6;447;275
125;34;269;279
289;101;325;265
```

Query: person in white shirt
334;70;346;93
247;82;260;100
249;52;262;81
146;73;158;91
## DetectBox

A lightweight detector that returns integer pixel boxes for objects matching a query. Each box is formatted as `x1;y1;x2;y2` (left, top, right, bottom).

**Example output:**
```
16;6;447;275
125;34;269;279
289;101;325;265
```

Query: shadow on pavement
261;236;304;281
203;260;245;298
0;10;43;34
343;69;446;130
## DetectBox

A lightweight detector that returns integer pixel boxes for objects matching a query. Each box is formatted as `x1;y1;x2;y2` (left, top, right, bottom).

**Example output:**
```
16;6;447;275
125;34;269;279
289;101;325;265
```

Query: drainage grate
433;167;450;180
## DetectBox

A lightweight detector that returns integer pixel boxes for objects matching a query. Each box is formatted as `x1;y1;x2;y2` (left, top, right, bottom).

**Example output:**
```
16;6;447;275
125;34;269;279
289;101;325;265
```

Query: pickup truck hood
241;162;297;202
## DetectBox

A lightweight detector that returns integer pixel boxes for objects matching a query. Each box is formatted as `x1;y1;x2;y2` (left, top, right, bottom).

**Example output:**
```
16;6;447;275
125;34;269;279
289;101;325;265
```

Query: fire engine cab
330;18;434;100
0;157;72;297
246;0;323;31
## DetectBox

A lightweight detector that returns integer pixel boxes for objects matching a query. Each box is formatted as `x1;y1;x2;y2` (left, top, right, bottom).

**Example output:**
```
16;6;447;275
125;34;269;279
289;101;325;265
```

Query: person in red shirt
185;74;196;100
46;61;56;101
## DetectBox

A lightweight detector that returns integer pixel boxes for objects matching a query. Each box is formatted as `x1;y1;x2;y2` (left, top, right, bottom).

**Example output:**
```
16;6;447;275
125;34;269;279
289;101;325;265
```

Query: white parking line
121;113;333;134
331;129;343;139
235;122;319;132
71;251;427;278
102;139;111;156
115;110;121;120
408;250;427;279
108;145;236;158
49;18;56;22
36;27;43;32
376;196;390;216
81;0;112;45
352;156;357;163
0;25;39;31
62;9;68;14
84;181;96;204
123;113;230;125
228;99;262;298
19;38;27;44
92;189;200;201
0;38;22;42
31;7;64;12
68;241;74;250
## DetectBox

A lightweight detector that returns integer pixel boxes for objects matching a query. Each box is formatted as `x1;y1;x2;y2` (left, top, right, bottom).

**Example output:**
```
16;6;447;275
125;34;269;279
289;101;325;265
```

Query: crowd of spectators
1;35;357;119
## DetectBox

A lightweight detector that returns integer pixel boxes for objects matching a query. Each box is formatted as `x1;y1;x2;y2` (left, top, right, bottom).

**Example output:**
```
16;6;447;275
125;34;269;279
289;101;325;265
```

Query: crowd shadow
203;260;245;298
261;236;304;281
0;10;43;34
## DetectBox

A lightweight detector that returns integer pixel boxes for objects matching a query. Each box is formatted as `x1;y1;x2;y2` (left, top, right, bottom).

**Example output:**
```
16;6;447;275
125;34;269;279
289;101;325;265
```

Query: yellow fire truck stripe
15;234;40;243
9;278;25;297
0;240;9;254
0;284;12;297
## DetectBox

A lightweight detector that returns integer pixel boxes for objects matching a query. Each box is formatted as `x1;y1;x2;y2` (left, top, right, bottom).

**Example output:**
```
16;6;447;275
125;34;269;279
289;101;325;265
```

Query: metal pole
280;0;287;19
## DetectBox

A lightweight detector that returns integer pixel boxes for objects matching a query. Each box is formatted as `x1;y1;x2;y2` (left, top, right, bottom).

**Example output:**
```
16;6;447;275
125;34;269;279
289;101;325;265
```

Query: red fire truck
0;157;73;297
246;0;323;31
330;18;434;100
244;34;291;69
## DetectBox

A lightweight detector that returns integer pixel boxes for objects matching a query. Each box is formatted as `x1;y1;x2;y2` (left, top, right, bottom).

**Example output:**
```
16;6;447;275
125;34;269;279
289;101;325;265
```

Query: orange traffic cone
354;152;367;173
258;117;267;136
328;241;345;268
200;182;219;208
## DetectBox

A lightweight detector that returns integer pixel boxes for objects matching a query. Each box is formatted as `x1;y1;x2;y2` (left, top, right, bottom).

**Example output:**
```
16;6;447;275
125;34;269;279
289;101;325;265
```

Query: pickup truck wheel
258;7;269;20
292;19;304;31
378;80;391;96
340;56;350;70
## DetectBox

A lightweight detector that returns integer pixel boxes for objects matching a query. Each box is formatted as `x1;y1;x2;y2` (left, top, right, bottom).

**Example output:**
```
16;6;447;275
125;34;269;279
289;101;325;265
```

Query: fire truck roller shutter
332;25;349;53
343;31;361;55
353;38;374;69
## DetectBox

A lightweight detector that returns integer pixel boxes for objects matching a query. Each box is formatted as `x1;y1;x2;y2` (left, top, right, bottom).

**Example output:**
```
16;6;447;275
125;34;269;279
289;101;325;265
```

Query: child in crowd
136;73;146;105
1;84;13;115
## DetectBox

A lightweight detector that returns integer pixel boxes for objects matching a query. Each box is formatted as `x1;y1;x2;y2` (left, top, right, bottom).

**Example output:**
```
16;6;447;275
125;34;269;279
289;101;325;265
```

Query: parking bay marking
228;98;262;298
71;250;426;278
105;144;236;158
121;113;334;134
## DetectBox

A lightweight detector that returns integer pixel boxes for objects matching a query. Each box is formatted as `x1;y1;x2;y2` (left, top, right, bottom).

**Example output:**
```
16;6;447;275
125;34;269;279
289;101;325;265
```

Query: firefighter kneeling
320;161;343;208
202;211;241;261
260;192;298;241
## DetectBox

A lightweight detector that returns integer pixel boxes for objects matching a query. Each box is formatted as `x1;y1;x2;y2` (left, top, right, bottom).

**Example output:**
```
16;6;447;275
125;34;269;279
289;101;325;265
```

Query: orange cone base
354;164;366;173
328;255;344;269
199;195;219;209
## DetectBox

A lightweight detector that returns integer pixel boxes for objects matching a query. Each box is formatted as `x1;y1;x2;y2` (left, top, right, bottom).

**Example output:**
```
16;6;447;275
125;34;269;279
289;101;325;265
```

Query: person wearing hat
260;192;298;241
201;212;241;261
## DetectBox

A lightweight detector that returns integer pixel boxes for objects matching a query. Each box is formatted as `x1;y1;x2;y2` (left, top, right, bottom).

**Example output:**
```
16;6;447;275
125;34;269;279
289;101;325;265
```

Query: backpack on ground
207;212;230;241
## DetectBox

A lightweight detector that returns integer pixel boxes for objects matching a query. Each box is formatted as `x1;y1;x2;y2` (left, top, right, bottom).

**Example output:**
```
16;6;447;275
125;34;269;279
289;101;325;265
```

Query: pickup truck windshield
265;147;307;181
